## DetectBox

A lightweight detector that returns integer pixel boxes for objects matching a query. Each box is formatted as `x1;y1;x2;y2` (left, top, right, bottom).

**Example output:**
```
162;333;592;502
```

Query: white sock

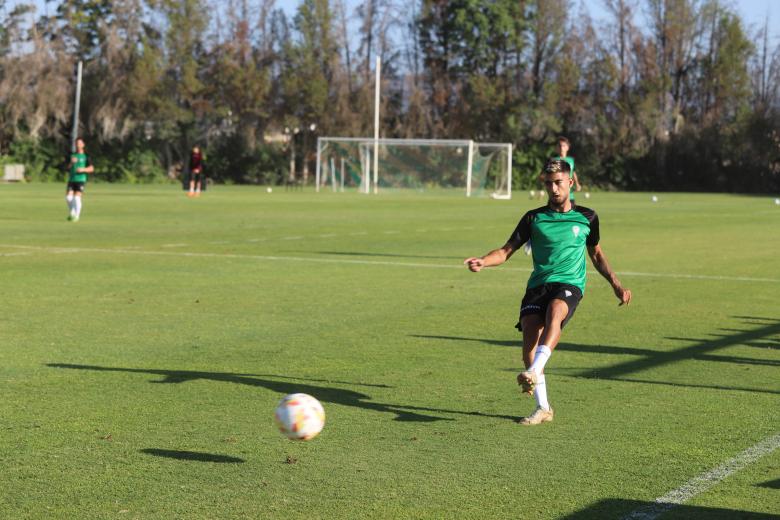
529;345;552;376
66;194;75;215
534;374;550;410
74;196;82;217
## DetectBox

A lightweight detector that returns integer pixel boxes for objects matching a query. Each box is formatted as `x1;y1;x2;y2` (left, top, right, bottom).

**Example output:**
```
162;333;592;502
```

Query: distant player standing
552;136;580;200
65;138;94;222
187;146;204;197
464;159;631;425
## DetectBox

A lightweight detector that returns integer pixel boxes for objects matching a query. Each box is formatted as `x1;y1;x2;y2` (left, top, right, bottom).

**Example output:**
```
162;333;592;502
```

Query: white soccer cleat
518;407;554;425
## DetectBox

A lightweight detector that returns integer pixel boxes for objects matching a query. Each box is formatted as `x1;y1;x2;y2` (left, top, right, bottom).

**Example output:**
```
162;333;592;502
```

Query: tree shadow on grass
410;334;519;348
309;251;464;261
412;333;780;368
141;448;244;464
412;316;780;395
758;477;780;489
46;363;516;423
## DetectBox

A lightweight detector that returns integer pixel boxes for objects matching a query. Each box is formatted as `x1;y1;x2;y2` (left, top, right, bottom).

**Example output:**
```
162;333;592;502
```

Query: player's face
76;139;85;152
544;171;572;205
556;141;569;156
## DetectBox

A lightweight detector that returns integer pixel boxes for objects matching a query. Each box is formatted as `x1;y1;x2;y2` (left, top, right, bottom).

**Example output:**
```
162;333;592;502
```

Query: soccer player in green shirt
65;138;94;221
464;159;631;425
525;136;581;255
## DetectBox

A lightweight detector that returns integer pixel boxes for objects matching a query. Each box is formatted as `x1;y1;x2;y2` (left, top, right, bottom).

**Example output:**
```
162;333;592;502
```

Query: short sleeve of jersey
507;211;533;249
587;211;600;247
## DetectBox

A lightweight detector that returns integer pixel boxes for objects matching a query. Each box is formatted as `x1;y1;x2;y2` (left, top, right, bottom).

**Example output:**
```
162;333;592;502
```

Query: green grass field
1;184;778;519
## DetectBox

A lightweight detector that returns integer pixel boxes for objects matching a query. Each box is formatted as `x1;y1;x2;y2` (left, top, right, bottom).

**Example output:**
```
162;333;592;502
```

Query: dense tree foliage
0;0;778;192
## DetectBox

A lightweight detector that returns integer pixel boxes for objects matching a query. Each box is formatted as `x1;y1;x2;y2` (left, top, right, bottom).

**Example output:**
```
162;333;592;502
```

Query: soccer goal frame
315;137;512;199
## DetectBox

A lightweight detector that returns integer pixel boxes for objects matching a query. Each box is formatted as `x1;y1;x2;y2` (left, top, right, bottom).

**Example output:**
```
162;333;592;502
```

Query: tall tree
156;0;209;164
281;0;339;182
208;0;272;150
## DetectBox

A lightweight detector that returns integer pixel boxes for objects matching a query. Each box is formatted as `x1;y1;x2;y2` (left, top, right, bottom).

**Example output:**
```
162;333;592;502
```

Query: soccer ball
651;195;658;202
774;198;780;205
266;187;273;193
584;192;590;199
274;393;325;441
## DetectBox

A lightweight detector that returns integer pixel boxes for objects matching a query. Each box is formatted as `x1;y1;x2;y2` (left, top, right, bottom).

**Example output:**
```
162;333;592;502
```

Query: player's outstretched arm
464;243;516;272
587;244;631;305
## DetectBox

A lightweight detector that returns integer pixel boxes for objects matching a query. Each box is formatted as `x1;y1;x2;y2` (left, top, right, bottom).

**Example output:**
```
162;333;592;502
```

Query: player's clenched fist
464;257;484;272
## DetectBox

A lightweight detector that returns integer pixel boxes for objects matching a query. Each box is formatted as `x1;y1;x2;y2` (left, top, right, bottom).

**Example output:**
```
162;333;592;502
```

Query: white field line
0;245;478;270
623;432;780;520
1;244;779;283
618;270;780;283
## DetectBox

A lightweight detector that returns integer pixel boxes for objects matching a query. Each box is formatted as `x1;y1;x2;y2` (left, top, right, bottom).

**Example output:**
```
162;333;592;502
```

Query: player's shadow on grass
141;448;244;464
562;498;777;519
413;316;780;395
46;363;516;423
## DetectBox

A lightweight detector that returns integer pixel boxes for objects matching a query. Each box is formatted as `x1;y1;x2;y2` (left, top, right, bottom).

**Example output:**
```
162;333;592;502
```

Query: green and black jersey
507;204;600;293
68;152;92;183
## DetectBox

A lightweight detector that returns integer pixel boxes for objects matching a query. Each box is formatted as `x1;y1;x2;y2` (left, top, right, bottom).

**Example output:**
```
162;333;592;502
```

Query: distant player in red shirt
188;146;204;197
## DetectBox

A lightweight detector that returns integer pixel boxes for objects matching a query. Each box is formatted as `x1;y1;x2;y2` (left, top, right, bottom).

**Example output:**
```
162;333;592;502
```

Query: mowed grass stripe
2;243;780;283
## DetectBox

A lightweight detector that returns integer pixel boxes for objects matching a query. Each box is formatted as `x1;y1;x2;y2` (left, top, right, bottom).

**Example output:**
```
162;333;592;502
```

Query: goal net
315;138;512;198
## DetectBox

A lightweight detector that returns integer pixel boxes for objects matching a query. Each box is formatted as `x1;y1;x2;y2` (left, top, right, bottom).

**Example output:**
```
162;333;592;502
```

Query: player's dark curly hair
543;159;570;174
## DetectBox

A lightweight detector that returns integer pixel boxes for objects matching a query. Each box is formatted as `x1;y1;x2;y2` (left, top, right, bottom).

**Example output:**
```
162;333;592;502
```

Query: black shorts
515;283;583;332
66;182;85;193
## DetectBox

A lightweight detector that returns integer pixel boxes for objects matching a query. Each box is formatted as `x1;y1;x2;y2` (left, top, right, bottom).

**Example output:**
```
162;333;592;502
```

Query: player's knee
66;194;74;202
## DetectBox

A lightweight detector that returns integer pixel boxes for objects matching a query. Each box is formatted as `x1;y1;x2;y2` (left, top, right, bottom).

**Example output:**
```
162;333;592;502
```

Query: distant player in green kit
65;138;94;221
464;159;631;425
551;136;580;200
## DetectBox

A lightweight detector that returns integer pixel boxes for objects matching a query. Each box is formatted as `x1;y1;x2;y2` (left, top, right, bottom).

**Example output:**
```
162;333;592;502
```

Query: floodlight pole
373;56;380;194
70;61;83;153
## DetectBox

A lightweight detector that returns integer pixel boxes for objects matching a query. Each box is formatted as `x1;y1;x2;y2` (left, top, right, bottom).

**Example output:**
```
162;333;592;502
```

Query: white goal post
315;137;512;199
